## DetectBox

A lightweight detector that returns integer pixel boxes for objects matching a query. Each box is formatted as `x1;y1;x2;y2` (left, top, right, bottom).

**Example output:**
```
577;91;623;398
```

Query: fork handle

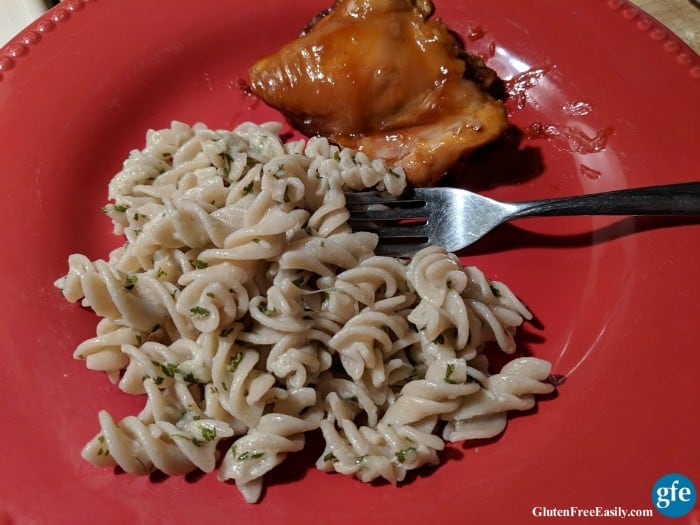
510;182;700;218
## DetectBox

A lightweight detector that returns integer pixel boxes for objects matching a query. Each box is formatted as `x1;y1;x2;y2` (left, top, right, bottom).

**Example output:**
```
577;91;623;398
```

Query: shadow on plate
458;387;559;455
441;126;545;193
461;215;700;256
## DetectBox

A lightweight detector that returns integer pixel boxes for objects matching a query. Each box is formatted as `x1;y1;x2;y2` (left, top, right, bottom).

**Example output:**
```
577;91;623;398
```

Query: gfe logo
652;473;696;518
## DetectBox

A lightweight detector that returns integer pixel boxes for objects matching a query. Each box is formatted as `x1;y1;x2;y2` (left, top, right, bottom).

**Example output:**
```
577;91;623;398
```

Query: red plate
1;1;698;523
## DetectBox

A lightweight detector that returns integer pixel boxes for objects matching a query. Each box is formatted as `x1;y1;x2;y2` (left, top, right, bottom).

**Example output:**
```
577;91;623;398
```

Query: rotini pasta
55;121;554;503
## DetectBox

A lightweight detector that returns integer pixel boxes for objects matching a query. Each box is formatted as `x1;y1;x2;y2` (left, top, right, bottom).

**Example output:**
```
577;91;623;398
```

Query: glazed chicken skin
248;0;509;187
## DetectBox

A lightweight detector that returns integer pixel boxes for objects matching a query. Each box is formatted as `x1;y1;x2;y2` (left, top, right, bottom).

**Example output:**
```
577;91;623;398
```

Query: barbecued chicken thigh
248;0;509;186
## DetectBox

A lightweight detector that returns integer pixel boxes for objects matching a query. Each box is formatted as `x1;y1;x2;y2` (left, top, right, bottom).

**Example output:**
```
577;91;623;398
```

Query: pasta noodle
55;121;554;503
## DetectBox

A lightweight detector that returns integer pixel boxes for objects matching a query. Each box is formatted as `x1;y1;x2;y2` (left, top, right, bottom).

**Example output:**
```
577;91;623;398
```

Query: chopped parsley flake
152;360;179;378
257;302;276;317
193;259;209;269
444;363;457;384
236;451;264;461
125;275;138;290
219;326;235;337
201;426;217;442
242;181;255;195
219;151;233;176
182;372;198;385
190;306;210;317
395;447;416;464
228;352;243;373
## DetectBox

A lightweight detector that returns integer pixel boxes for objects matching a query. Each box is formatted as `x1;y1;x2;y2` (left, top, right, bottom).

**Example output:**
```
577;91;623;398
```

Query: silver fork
345;182;700;256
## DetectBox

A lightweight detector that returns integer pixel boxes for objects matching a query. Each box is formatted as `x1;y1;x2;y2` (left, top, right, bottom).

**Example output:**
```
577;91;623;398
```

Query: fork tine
347;223;429;238
344;191;424;205
345;190;428;221
347;208;427;221
374;242;432;257
346;190;432;255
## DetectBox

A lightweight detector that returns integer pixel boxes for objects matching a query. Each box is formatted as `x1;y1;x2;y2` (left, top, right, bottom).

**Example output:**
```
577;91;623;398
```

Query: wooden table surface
630;0;700;53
